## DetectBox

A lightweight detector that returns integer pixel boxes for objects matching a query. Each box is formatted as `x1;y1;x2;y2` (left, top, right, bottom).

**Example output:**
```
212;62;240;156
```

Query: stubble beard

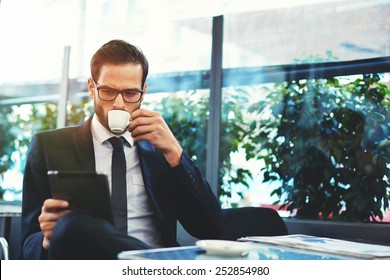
94;99;111;132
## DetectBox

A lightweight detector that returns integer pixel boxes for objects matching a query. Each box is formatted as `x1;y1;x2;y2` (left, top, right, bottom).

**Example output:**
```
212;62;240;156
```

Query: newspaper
239;234;390;259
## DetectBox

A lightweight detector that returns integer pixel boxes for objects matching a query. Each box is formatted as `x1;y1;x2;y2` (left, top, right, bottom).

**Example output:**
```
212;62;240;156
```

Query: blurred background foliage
247;73;390;222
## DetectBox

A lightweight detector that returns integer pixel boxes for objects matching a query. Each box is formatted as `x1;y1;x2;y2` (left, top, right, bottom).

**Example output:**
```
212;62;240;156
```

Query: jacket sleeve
21;134;51;259
169;152;224;239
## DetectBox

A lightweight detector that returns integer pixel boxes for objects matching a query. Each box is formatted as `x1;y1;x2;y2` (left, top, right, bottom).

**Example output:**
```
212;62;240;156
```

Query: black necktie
108;136;127;234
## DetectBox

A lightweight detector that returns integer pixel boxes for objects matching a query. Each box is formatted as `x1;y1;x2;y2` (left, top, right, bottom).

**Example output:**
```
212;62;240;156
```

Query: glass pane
223;0;390;68
0;0;212;100
0;0;80;84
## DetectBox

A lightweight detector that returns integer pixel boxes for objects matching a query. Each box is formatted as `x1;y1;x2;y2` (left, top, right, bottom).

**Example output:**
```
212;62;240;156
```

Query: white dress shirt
90;114;163;247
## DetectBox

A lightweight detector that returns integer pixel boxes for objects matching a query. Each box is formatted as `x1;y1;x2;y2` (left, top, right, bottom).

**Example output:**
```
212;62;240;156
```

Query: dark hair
90;39;149;85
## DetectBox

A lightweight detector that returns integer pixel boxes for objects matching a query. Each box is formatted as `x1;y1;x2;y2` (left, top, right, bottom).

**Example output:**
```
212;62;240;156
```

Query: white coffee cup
108;110;130;133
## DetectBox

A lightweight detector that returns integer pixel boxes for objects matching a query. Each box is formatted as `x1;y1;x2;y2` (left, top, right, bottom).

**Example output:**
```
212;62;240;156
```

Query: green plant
0;106;16;180
247;73;390;222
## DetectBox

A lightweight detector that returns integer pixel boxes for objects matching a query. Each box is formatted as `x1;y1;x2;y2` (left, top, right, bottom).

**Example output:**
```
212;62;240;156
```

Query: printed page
239;234;390;259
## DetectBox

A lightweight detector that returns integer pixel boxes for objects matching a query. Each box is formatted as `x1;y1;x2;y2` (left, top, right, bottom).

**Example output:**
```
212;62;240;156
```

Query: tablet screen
48;171;114;225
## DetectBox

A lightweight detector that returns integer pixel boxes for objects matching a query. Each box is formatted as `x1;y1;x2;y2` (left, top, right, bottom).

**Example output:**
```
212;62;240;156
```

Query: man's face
88;63;146;132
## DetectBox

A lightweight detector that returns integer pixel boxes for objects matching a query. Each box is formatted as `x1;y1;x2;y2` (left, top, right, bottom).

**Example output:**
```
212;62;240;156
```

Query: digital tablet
48;170;114;225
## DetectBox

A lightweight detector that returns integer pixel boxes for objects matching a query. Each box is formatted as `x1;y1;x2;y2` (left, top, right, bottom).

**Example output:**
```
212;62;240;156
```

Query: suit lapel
136;141;159;208
73;118;95;171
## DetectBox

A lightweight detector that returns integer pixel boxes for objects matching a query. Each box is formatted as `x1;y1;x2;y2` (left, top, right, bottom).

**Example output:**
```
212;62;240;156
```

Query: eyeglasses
93;80;143;103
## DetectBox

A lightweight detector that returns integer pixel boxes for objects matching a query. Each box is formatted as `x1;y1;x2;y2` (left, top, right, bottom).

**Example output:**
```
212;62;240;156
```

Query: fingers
129;108;183;167
130;108;155;120
42;237;50;250
129;109;168;141
40;220;56;240
43;198;69;212
39;199;70;249
130;116;166;140
129;109;160;134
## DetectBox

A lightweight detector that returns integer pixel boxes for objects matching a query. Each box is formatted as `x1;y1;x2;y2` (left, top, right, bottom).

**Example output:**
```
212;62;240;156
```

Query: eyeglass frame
92;79;144;103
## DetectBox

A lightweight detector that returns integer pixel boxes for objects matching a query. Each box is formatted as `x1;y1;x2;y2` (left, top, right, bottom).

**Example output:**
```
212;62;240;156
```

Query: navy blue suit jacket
21;118;223;259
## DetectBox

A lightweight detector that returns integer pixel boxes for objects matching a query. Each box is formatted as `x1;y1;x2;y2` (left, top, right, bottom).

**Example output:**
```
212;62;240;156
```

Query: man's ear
140;82;148;103
88;78;95;98
143;81;148;93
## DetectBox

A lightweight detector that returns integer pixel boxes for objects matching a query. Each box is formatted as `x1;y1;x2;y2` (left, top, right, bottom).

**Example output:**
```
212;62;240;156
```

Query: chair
219;207;288;241
0;237;9;260
0;216;21;260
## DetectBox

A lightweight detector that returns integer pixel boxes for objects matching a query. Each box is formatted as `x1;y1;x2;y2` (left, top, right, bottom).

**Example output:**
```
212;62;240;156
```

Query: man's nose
113;93;126;108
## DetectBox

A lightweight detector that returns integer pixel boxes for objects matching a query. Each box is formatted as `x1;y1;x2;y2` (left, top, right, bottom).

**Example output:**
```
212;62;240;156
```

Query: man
21;39;223;259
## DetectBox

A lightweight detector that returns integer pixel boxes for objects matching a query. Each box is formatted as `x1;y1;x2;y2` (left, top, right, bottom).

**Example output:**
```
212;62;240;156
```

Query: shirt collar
91;114;134;147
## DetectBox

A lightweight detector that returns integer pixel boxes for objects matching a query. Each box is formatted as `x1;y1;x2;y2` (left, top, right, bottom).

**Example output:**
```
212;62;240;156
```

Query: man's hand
38;199;69;250
129;108;183;167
